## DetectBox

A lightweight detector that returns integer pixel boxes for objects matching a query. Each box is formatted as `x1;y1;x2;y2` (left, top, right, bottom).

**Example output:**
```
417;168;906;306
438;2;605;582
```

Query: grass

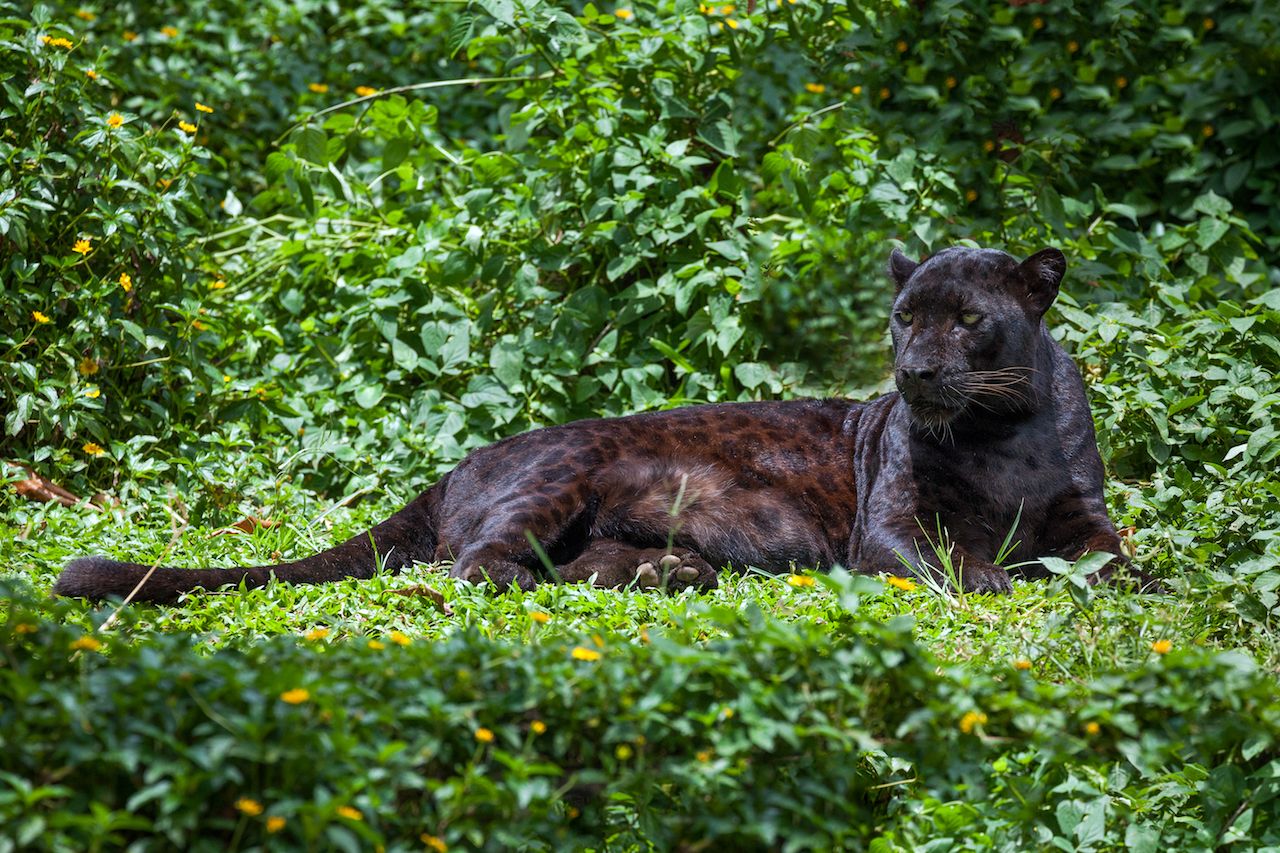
5;486;1270;678
5;486;1277;850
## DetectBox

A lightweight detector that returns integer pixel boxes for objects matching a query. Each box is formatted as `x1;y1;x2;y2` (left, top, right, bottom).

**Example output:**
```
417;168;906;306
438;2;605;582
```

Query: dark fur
55;247;1143;603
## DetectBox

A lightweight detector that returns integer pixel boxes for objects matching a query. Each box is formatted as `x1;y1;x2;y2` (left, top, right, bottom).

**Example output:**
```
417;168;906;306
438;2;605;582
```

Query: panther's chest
909;425;1068;547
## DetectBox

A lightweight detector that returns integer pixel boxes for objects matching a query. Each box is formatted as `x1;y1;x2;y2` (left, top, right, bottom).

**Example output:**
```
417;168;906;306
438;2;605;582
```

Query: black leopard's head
885;246;1065;431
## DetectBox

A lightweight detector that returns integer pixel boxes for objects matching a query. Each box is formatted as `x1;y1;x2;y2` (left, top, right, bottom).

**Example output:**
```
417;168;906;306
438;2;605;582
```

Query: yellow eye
896;311;914;324
960;312;982;326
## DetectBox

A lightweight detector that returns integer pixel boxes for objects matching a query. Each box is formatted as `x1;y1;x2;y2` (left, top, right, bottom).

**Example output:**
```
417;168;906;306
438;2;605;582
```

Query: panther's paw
959;561;1014;594
635;551;718;592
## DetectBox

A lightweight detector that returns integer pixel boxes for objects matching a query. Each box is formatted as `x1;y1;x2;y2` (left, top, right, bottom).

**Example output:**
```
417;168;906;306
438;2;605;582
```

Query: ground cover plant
1;0;1278;848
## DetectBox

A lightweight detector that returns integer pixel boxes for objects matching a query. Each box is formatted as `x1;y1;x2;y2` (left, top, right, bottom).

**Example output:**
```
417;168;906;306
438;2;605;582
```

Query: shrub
2;576;1277;850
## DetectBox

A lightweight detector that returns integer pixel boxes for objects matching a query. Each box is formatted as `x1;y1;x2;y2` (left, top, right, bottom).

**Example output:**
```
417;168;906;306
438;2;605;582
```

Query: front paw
959;561;1013;594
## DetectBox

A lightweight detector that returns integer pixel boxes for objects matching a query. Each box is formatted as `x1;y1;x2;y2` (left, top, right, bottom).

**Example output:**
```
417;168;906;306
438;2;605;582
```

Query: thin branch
273;72;557;145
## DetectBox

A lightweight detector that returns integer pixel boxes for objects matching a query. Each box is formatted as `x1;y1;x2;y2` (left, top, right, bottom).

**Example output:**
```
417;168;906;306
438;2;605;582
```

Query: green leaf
293;126;328;166
698;119;739;157
1195;217;1230;250
354;384;384;409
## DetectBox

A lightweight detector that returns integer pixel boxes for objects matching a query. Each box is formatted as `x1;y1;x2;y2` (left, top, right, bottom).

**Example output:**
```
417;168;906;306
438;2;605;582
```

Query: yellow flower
804;82;825;94
266;816;286;833
32;310;51;324
70;635;103;652
308;82;329;94
1202;124;1214;138
965;189;978;202
84;388;100;398
615;744;633;760
1067;39;1079;53
1151;639;1172;654
157;178;172;190
725;17;738;29
178;121;196;134
195;102;213;113
786;574;815;588
73;238;92;255
572;646;603;661
531;720;547;735
304;627;329;641
474;727;495;743
76;9;95;20
83;442;104;456
123;30;137;41
721;706;735;719
879;87;890;100
945;75;957;89
191;320;208;331
14;623;37;634
421;835;448;853
1013;658;1032;671
1084;721;1101;735
959;710;988;734
336;806;362;822
530;611;550;624
1115;76;1128;89
236;798;264;816
42;35;74;49
895;39;908;53
118;272;132;291
719;4;735;12
78;357;99;375
885;576;917;591
614;8;633;19
355;86;378;97
982;139;996;152
161;26;178;37
107;113;124;129
696;749;713;762
279;688;310;704
85;69;98;79
851;85;862;95
210;279;227;289
389;630;412;646
367;639;386;650
1202;17;1214;30
1050;87;1062;100
1032;17;1044;29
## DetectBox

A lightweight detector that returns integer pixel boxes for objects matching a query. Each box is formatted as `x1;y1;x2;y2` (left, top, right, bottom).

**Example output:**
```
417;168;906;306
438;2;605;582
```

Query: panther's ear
1019;247;1066;315
887;248;918;293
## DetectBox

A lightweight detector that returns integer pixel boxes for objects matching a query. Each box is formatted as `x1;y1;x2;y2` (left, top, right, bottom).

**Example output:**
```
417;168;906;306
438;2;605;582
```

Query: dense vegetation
2;0;1277;848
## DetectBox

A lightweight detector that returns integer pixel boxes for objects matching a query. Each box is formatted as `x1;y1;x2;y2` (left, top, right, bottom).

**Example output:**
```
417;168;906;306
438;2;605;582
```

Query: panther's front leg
857;516;1014;594
1039;491;1165;591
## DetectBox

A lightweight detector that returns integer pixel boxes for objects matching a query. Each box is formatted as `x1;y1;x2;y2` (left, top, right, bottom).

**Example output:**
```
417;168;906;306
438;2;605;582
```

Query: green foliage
2;0;1280;846
2;578;1277;851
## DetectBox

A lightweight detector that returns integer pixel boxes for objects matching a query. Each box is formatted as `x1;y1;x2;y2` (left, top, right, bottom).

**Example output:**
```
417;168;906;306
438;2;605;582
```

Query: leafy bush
2;577;1276;850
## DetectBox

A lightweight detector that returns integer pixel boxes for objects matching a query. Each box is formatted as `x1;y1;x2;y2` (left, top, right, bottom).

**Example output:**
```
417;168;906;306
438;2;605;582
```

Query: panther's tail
53;489;440;604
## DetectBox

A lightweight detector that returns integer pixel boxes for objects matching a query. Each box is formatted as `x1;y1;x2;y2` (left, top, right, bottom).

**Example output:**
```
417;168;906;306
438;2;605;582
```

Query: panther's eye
896;311;914;325
960;312;982;326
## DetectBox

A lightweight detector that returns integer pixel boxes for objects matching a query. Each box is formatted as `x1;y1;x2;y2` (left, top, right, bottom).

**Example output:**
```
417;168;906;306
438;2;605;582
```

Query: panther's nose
898;366;937;383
